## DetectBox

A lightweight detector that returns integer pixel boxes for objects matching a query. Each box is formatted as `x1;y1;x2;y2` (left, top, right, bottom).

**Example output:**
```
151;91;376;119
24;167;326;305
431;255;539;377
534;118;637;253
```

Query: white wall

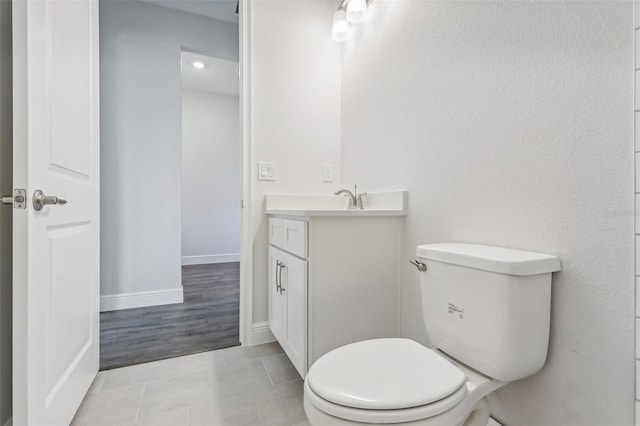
0;0;11;422
181;90;240;264
100;1;238;299
634;0;640;419
340;1;634;424
249;0;342;324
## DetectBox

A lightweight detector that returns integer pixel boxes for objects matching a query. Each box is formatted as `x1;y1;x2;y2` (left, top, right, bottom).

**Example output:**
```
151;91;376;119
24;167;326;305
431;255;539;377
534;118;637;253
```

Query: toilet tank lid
416;243;561;276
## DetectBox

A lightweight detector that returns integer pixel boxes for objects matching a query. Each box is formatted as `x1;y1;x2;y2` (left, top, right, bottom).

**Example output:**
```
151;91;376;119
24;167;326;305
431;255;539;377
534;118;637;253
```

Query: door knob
32;190;67;211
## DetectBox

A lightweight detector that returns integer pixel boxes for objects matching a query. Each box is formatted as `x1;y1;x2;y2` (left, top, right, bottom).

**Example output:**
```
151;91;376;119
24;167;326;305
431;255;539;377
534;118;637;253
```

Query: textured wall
250;0;341;323
100;1;238;297
340;1;634;424
634;0;639;421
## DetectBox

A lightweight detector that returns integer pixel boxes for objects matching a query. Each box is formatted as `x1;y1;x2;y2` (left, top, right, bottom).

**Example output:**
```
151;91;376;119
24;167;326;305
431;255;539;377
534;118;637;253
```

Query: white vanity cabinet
268;243;307;376
268;212;402;378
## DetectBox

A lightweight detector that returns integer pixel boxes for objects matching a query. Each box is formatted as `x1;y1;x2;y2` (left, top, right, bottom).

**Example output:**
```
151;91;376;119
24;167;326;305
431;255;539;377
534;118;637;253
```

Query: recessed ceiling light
192;61;205;69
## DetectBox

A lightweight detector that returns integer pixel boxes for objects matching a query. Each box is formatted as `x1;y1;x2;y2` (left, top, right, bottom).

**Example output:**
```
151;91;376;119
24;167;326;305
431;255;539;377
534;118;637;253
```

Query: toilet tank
417;243;561;382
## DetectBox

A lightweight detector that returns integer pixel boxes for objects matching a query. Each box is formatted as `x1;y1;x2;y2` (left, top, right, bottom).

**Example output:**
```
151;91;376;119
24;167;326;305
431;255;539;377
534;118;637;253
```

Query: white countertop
265;190;407;217
265;208;406;217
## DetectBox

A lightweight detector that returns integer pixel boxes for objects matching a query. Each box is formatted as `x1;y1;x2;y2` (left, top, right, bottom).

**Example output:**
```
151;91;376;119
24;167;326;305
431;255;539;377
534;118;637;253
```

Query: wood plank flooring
100;262;240;370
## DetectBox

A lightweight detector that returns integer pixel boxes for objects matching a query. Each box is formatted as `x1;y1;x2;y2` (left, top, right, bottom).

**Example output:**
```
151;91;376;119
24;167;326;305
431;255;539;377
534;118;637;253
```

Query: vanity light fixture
346;0;367;23
331;8;350;42
192;61;205;69
332;0;373;42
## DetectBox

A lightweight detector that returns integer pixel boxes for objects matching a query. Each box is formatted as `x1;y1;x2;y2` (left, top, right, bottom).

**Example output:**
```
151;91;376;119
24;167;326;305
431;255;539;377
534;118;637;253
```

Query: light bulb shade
346;0;367;24
331;9;350;42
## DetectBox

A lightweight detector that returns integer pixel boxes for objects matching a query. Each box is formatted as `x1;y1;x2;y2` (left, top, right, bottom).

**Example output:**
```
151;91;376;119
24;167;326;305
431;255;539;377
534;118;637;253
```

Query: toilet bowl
303;243;561;426
303;338;505;426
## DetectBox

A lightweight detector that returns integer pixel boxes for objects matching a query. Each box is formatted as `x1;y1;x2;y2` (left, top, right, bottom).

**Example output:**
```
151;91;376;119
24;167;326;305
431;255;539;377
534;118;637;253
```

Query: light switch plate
323;165;334;183
258;162;276;181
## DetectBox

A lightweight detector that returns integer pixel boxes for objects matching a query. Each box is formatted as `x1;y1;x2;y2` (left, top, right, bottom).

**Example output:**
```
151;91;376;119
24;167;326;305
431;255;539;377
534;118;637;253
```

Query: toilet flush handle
409;259;427;272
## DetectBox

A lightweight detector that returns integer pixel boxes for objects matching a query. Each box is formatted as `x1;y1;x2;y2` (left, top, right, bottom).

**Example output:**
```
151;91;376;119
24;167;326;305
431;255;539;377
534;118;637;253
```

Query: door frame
239;0;253;346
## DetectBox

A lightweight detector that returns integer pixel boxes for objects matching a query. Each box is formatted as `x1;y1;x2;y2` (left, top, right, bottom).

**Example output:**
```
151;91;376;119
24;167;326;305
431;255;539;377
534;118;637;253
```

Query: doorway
98;0;242;370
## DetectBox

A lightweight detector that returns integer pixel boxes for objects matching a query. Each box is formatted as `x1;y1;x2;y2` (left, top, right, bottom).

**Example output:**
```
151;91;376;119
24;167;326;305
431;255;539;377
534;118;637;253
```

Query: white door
268;246;285;343
281;252;307;377
12;0;100;424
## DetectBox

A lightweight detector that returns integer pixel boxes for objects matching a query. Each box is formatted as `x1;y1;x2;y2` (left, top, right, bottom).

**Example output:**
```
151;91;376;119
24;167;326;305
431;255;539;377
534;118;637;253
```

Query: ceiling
140;0;238;24
181;51;239;96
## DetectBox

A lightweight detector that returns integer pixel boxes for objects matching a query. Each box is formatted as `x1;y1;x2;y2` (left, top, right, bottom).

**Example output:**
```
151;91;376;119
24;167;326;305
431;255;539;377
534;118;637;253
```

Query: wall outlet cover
258;162;276;181
323;165;334;183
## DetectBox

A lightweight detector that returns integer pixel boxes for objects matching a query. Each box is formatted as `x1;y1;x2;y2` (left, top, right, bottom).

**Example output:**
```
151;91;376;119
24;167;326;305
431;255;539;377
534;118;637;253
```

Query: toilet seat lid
306;338;466;410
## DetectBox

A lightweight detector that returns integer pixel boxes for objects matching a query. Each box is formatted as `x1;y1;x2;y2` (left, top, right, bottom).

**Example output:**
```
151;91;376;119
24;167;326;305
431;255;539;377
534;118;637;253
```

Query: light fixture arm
336;0;373;12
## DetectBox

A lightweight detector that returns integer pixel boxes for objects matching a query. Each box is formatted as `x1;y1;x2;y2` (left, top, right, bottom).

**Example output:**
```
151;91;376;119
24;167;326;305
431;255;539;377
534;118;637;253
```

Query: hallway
100;263;240;370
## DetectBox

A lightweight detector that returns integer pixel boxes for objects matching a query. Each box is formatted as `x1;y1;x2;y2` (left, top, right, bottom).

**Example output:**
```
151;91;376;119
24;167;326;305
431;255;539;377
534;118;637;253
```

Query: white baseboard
487;418;502;426
249;321;275;345
182;254;240;265
100;288;184;312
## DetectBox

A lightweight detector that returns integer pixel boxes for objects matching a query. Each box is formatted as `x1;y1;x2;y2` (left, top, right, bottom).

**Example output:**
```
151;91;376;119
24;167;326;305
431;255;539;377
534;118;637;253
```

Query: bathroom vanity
266;191;407;377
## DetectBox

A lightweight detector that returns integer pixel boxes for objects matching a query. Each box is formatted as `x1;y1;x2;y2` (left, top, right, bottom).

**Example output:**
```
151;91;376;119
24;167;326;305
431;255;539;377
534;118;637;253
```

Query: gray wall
181;90;240;261
100;1;238;297
0;0;11;423
340;1;634;424
0;1;13;425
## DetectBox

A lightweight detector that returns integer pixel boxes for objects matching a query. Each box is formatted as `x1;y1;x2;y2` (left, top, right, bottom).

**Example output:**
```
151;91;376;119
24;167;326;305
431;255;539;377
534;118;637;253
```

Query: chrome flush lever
410;259;427;272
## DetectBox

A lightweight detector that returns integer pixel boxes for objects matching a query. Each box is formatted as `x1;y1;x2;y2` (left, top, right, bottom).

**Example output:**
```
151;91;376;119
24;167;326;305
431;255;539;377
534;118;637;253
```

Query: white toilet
303;243;561;426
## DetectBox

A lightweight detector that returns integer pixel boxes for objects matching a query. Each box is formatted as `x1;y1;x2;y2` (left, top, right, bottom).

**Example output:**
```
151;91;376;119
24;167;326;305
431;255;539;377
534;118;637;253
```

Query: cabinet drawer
283;219;307;258
269;218;285;248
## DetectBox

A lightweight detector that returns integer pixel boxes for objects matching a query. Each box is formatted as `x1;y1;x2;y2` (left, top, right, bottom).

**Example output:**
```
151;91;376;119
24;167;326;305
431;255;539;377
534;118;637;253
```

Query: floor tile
71;384;144;426
259;386;306;426
189;391;268;426
87;370;109;394
75;343;308;426
138;359;271;418
222;341;283;367
255;380;306;426
137;371;220;418
262;353;301;385
274;379;304;400
121;408;188;426
102;350;225;391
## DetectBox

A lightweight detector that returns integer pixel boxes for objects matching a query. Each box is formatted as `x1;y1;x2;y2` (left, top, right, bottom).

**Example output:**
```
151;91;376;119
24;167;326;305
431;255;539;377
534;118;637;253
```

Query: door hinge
1;189;27;209
241;199;244;209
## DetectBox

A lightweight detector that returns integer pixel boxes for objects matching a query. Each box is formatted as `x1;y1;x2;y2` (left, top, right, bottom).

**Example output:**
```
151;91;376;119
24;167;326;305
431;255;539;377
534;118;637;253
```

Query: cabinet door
268;246;285;343
280;252;308;376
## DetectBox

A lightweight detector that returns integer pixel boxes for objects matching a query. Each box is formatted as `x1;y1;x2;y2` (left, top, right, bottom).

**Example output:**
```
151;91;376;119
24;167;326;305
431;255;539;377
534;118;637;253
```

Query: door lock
1;189;27;209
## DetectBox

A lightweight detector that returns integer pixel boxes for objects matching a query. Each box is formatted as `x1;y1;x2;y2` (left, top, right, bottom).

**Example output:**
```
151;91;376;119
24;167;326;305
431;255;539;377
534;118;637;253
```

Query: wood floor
100;262;240;370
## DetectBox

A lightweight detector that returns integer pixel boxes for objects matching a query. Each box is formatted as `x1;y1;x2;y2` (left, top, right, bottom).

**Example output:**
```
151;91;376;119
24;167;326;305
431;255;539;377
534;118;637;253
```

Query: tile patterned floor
72;342;309;426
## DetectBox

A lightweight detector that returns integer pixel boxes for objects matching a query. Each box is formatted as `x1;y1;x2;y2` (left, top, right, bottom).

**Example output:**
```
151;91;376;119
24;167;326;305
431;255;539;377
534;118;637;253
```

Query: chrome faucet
335;185;366;210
